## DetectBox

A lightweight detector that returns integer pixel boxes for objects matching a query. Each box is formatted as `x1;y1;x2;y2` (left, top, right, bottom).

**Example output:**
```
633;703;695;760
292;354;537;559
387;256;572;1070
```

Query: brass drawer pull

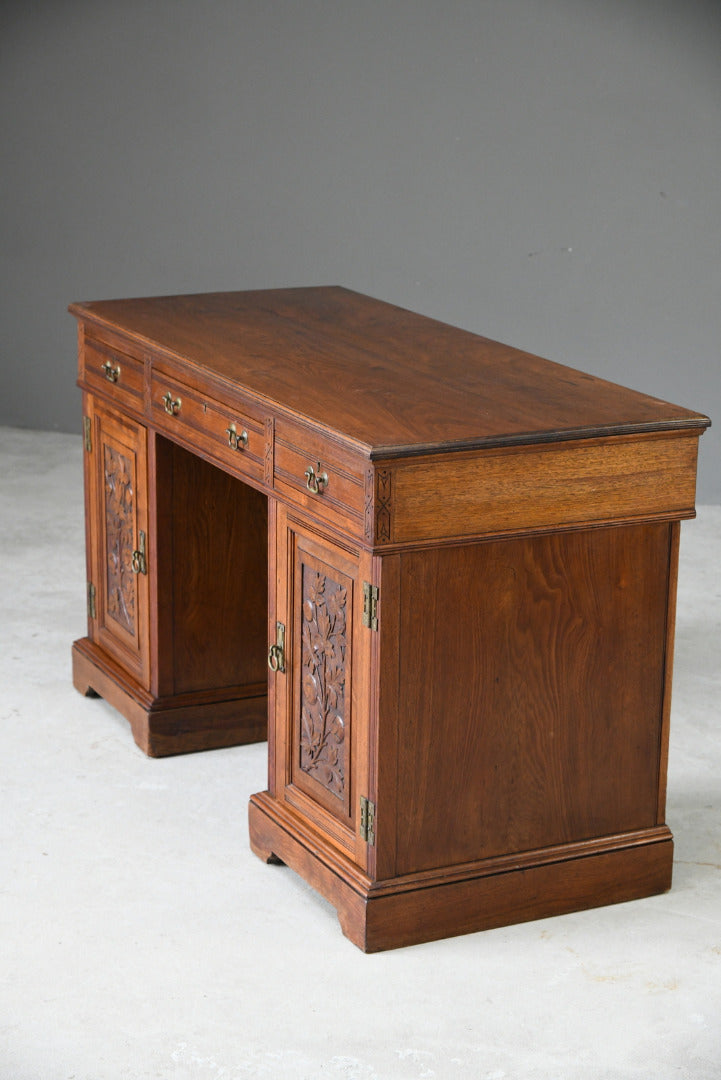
102;359;120;383
226;422;248;451
162;392;181;416
304;462;328;494
268;621;285;673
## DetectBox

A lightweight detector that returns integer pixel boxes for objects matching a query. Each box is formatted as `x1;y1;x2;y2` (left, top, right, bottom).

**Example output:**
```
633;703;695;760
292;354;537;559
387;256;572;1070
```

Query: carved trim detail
299;567;347;800
103;443;136;635
264;416;274;485
364;466;374;542
376;469;392;543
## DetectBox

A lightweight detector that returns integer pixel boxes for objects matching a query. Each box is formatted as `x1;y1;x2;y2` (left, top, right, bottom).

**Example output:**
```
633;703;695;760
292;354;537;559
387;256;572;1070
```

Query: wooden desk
70;287;709;951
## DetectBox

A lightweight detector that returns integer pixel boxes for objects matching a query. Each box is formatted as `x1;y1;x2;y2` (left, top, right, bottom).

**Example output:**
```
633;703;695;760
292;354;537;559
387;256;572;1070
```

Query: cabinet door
85;396;150;689
270;505;373;871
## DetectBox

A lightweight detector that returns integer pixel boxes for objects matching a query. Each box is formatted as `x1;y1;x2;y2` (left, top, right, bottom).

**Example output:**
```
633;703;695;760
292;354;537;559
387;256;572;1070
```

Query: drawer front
150;368;266;484
83;338;145;413
274;418;367;532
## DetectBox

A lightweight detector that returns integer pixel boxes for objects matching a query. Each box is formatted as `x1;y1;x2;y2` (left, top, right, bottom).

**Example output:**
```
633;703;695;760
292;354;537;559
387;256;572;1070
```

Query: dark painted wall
1;0;718;497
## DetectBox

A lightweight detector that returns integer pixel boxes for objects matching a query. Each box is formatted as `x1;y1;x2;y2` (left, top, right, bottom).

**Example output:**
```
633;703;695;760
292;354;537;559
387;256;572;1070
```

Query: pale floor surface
1;426;719;1080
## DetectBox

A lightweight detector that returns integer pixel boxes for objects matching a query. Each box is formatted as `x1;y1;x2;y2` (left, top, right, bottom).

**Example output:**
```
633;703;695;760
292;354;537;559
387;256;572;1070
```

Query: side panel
386;523;673;877
380;432;700;545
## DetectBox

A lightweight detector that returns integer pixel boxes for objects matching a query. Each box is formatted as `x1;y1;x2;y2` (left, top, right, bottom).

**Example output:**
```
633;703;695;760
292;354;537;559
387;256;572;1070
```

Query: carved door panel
271;506;373;872
86;397;150;689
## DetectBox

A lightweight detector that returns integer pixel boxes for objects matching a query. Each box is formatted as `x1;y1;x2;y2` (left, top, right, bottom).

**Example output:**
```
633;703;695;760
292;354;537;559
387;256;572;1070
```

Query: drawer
274;418;368;532
82;338;145;413
149;368;266;484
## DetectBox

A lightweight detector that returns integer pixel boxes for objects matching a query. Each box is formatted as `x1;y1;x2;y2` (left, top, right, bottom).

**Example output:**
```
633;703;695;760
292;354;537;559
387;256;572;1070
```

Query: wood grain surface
382;522;673;876
71;287;709;455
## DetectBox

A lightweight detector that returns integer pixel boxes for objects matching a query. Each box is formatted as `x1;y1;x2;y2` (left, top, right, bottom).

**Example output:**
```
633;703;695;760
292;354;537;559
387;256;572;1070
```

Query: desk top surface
70;286;709;457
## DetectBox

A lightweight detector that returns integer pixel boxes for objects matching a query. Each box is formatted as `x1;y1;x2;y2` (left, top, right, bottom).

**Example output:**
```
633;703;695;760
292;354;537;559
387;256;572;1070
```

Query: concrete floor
1;425;719;1080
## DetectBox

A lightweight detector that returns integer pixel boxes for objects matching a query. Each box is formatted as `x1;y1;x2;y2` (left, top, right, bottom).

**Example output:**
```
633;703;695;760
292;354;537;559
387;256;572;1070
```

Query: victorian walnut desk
70;287;709;951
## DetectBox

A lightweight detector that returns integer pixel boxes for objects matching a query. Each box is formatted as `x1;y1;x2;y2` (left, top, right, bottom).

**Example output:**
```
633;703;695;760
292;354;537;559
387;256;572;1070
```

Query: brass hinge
359;795;376;845
83;416;92;453
362;582;379;631
87;581;96;619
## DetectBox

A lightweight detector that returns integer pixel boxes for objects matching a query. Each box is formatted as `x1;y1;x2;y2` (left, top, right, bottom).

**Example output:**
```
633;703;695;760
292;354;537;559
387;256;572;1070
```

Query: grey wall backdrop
1;0;719;499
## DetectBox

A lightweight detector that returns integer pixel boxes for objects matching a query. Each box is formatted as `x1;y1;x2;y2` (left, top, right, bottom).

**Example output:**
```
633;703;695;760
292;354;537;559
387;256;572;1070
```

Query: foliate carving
103;444;136;635
299;567;347;800
376;469;392;543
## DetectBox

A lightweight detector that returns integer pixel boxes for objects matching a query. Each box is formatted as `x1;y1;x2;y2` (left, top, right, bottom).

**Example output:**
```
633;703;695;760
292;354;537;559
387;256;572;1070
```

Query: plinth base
248;791;674;952
72;638;267;757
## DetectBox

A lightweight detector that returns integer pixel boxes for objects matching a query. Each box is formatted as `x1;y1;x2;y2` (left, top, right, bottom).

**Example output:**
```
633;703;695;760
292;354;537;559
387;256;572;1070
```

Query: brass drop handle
162;392;181;416
131;530;147;575
226;423;248;451
102;359;120;383
304;462;328;494
268;621;285;673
